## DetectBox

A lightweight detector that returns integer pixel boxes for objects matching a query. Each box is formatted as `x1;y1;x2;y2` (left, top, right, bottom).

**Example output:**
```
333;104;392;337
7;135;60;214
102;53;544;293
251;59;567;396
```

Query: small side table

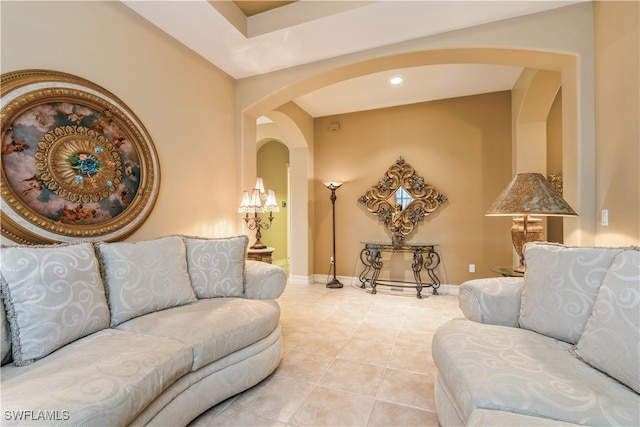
491;266;524;277
247;247;275;264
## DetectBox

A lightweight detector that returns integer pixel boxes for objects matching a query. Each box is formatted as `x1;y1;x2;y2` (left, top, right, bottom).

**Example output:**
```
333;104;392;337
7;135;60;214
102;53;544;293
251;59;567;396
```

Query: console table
358;242;441;299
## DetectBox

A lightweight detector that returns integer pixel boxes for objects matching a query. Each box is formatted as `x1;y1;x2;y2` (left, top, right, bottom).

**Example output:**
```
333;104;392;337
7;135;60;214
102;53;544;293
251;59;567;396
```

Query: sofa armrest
459;277;524;327
244;260;288;300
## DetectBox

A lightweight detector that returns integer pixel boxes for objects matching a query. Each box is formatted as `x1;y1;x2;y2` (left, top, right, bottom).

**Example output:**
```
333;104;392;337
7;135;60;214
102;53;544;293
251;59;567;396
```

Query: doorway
257;139;290;269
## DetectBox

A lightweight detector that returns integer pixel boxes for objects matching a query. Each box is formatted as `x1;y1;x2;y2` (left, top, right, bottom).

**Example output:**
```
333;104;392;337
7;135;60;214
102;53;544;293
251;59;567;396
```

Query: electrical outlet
602;209;609;226
330;256;334;264
469;264;476;273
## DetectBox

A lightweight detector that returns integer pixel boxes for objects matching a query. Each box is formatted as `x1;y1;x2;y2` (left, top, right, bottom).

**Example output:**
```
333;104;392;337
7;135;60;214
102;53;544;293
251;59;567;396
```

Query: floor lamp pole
325;182;343;288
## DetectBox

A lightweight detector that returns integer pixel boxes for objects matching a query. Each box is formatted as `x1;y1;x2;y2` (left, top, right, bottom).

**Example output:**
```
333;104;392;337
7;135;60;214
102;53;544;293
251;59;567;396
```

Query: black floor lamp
324;182;343;288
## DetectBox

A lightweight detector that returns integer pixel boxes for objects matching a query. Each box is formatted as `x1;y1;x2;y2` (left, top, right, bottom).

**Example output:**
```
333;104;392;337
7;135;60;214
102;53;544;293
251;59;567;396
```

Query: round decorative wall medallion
1;70;160;244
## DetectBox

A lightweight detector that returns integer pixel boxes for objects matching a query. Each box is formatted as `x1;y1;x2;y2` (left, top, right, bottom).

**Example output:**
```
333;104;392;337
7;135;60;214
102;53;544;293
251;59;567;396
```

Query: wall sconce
239;178;279;249
324;181;343;288
486;172;577;272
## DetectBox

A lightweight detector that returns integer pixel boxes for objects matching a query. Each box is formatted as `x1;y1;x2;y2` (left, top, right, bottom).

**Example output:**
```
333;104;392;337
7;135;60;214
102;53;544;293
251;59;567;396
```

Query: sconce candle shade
249;189;262;209
238;191;251;213
264;189;279;212
486;173;577;272
254;177;265;194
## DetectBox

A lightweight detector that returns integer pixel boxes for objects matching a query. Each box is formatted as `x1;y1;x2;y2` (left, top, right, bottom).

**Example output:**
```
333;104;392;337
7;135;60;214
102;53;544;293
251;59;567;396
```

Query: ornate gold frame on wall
358;157;447;243
1;70;160;244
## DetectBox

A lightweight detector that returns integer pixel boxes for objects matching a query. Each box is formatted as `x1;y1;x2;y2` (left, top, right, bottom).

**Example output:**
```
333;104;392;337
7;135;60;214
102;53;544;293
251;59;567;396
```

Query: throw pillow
574;249;640;393
0;242;110;366
184;235;248;298
519;242;624;344
96;235;197;327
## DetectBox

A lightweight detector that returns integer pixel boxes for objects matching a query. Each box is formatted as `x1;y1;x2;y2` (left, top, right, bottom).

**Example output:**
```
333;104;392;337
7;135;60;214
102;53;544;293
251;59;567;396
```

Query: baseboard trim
302;275;459;295
289;274;314;285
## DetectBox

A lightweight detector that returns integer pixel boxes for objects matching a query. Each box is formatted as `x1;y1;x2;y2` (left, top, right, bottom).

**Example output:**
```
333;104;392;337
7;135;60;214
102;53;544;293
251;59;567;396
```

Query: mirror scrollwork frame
358;157;447;243
1;69;160;244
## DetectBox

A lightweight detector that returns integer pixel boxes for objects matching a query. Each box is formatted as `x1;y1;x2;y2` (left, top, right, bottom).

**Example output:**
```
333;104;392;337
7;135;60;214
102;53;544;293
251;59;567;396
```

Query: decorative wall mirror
358;157;447;244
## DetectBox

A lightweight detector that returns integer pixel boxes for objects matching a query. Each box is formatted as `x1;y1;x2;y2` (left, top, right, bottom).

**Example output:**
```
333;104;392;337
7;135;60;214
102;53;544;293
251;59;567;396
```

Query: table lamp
486;173;577;272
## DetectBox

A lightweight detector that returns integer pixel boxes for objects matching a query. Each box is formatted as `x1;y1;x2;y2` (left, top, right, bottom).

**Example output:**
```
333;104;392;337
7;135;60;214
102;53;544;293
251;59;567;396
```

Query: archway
240;47;591;279
253;106;313;283
256;138;289;269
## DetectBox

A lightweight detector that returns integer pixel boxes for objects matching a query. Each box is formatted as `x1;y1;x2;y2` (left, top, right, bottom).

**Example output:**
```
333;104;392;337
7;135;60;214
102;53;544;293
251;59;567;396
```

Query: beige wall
1;1;239;243
593;1;640;245
314;92;513;285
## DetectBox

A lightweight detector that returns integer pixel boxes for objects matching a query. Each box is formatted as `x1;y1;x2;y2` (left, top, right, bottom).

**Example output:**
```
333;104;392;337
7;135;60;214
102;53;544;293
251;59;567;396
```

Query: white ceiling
123;0;584;118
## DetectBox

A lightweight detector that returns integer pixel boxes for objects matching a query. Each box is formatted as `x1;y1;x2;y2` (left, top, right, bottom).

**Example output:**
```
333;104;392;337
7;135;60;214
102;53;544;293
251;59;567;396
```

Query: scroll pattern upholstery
434;243;640;426
130;328;282;426
519;243;624;344
244;260;288;300
432;318;640;426
96;235;197;327
0;235;288;426
1;329;192;426
184;235;248;298
0;243;110;366
116;298;280;371
459;277;524;327
574;249;640;393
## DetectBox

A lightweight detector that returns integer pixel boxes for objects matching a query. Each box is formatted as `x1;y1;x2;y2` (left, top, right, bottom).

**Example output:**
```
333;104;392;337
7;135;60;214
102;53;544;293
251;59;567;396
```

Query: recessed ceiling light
390;77;403;85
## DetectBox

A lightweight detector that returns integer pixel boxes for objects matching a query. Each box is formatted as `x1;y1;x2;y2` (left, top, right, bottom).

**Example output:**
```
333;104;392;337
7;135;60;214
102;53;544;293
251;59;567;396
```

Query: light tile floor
190;281;463;426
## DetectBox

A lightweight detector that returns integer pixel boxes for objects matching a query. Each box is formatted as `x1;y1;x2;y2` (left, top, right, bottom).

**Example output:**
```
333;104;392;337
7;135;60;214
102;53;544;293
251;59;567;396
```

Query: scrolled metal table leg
424;248;441;295
358;248;373;289
411;248;424;299
369;249;382;295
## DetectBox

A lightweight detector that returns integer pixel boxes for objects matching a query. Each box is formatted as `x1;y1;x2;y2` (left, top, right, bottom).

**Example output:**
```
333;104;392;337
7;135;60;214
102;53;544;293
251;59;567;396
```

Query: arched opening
240;47;588;282
249;106;313;283
257;138;289;269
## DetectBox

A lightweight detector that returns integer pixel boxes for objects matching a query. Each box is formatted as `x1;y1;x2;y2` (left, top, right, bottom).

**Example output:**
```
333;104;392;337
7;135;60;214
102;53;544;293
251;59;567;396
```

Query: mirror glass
393;187;414;210
358;157;447;243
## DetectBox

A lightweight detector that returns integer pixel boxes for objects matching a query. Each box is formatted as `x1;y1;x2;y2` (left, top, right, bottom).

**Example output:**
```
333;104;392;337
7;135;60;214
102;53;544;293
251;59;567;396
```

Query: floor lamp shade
486;173;577;271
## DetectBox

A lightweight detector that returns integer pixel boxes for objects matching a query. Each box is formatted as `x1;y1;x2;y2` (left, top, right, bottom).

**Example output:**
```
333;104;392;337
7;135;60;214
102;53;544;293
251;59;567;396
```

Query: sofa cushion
96;236;197;327
574;249;640;393
519;243;624;344
116;298;280;371
0;243;110;366
1;329;192;426
432;318;640;426
184;235;248;298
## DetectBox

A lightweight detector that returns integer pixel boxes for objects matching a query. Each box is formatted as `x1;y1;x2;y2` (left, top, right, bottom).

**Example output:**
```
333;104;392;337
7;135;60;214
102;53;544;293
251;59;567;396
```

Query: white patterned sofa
432;242;640;426
0;235;287;426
